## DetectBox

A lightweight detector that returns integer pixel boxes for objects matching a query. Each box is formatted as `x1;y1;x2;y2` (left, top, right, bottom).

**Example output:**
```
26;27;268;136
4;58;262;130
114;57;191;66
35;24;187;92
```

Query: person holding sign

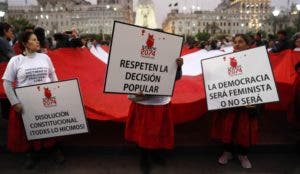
2;31;64;169
211;34;261;169
125;57;183;173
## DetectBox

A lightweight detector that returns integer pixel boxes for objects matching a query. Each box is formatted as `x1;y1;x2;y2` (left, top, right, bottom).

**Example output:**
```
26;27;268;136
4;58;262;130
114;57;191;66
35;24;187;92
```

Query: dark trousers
0;99;11;119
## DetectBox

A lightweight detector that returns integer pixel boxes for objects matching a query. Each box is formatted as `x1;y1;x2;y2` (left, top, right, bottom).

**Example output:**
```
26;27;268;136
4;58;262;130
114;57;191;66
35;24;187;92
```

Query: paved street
0;146;299;174
1;109;300;174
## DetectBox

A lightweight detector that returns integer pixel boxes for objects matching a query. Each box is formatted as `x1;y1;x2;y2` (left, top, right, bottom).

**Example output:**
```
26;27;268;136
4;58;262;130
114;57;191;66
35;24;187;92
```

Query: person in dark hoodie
0;22;15;62
270;30;290;53
254;32;267;47
0;22;16;120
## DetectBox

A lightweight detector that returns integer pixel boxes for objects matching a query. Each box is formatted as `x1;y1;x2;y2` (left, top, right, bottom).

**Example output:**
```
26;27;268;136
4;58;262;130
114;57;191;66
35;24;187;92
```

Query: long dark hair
291;34;300;50
34;27;47;48
19;31;35;52
0;22;12;37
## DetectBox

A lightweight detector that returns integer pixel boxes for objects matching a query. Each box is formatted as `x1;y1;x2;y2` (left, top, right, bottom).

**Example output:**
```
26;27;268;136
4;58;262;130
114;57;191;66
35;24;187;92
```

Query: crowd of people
189;30;299;54
0;23;109;61
0;21;300;174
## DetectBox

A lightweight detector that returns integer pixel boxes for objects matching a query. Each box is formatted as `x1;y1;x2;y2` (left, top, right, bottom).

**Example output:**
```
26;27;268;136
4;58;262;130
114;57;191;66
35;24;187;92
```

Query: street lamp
296;4;300;31
0;11;5;22
191;5;195;13
182;6;187;42
272;9;280;34
101;4;110;42
272;9;280;17
0;11;5;17
296;4;300;11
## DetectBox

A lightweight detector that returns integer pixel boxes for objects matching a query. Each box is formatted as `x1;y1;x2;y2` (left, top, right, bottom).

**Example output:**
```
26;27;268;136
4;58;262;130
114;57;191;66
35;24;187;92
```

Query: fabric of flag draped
0;46;299;124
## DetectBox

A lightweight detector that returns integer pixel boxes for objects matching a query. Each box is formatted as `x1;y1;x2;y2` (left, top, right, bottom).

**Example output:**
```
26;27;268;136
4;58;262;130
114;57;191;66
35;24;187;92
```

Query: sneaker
238;155;252;169
218;151;233;165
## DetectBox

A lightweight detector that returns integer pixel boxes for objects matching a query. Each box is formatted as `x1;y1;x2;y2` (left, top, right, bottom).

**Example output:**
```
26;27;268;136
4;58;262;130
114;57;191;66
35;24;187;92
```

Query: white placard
104;21;183;96
15;79;89;140
201;46;279;110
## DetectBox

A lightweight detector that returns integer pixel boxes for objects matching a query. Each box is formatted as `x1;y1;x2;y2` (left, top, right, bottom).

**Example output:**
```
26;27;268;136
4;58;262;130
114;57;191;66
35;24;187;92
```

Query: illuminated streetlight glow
296;4;300;11
0;11;5;17
272;9;280;33
106;5;110;9
296;4;300;31
272;9;280;16
182;6;187;11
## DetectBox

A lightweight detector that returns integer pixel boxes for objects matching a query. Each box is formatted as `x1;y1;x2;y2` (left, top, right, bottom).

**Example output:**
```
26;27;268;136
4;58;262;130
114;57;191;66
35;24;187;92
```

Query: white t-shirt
136;96;171;105
2;53;56;87
128;94;171;105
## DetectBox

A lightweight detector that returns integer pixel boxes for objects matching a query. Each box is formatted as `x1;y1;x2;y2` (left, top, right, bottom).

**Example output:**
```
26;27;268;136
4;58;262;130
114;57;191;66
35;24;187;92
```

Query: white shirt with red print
2;52;57;105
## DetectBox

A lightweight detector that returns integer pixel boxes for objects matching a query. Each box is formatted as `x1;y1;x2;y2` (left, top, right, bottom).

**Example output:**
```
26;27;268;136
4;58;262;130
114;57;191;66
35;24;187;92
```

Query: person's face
233;36;249;52
4;28;14;41
278;33;285;41
295;38;300;48
25;34;40;52
268;40;275;48
254;34;261;41
81;38;87;44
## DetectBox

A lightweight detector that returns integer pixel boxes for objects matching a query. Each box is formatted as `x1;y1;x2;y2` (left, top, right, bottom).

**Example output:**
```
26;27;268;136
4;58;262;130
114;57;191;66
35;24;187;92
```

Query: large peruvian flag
0;46;299;124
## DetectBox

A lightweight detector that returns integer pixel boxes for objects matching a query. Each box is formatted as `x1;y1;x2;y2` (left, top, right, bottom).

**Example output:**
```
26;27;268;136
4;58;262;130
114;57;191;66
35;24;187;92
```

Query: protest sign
15;79;88;140
104;21;183;96
201;46;279;110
